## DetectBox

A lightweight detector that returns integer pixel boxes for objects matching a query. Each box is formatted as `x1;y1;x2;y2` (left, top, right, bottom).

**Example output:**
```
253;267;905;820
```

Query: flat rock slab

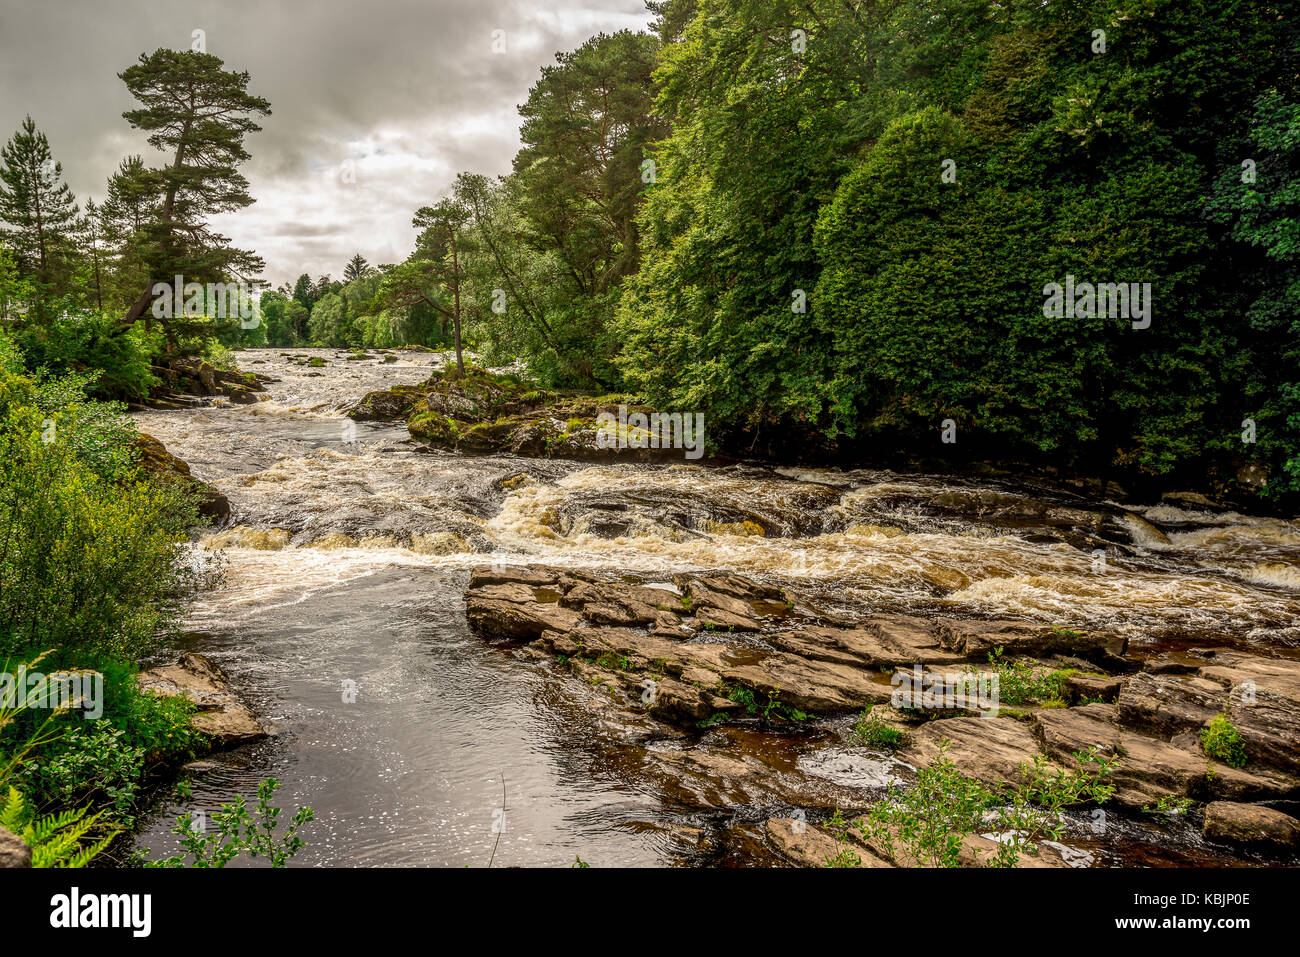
1203;801;1300;849
1117;653;1300;775
137;652;267;749
1033;704;1298;809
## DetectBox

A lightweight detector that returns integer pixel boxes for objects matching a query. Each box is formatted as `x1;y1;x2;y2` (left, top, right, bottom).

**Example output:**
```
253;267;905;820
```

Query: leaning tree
116;49;270;345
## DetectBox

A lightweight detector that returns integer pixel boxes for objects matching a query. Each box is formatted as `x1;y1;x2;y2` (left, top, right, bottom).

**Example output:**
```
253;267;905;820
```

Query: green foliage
850;706;906;749
1200;713;1248;768
1205;91;1300;495
979;649;1070;706
842;740;1117;868
16;722;145;820
1;786;115;868
1142;794;1194;817
0;116;80;300
608;0;1298;492
9;311;160;400
146;777;314;868
0;357;201;662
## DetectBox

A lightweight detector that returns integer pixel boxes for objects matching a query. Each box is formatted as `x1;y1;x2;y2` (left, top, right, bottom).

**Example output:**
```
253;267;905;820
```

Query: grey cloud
0;0;652;286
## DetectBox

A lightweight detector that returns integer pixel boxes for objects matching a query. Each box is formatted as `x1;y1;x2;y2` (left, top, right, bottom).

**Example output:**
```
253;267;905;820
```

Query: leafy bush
978;649;1069;706
832;740;1117;868
0;368;201;661
1201;713;1248;768
850;706;906;749
147;778;314;868
8;311;161;400
16;722;145;821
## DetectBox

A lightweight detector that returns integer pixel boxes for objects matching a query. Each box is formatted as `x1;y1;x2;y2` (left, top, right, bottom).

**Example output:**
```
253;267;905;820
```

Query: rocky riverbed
124;348;1300;867
465;563;1300;866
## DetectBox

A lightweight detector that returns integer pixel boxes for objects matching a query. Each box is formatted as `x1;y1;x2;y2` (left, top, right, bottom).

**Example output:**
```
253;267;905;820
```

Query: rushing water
127;348;1300;866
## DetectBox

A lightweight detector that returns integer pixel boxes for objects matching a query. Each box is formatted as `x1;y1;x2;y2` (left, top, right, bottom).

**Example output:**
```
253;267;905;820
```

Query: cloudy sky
0;0;653;287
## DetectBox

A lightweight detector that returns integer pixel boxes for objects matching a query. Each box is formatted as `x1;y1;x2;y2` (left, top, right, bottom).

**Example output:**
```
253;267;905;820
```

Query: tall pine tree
116;49;271;344
0;115;79;309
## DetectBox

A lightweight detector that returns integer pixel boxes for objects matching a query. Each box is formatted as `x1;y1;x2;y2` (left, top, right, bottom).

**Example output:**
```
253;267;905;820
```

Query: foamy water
126;347;1299;867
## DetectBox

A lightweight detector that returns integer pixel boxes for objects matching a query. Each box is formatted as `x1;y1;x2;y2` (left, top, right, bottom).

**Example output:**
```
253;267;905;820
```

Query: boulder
347;387;421;421
0;827;30;868
137;652;267;749
1202;801;1300;849
133;432;230;524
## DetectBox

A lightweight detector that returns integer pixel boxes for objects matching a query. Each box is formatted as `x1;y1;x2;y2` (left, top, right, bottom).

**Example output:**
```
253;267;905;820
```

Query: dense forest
1;0;1298;494
255;0;1300;498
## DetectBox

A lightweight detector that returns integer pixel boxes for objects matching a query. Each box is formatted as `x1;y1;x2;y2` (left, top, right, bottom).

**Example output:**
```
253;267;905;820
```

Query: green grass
850;707;906;749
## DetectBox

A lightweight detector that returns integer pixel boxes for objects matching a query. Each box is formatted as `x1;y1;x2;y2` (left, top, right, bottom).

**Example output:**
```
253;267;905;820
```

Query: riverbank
345;361;1289;517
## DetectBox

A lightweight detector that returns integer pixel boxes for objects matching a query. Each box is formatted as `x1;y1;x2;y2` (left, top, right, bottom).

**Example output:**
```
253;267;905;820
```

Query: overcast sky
0;0;652;288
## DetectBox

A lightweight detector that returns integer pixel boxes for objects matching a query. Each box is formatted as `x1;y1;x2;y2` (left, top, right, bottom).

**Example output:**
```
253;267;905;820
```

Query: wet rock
1161;491;1223;510
718;655;894;714
146;357;267;407
1116;671;1225;739
466;585;583;640
133;432;230;524
137;653;267;749
899;716;1041;791
696;606;763;632
1115;653;1300;775
1235;464;1268;490
0;827;30;868
468;564;567;589
561;581;681;628
767;818;890;868
1064;673;1124;704
935;618;1124;663
465;563;1300;867
1202;801;1300;849
346;386;423;421
1031;703;1298;809
1199;652;1300;774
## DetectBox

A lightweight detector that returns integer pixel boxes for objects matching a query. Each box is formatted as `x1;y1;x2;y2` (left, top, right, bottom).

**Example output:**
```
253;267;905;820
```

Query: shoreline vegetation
1;0;1298;870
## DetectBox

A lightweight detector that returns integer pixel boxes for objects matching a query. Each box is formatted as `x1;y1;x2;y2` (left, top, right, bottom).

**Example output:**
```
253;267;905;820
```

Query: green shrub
0;382;200;661
1201;713;1248;768
16;722;146;820
850;707;906;749
9;311;161;400
978;649;1069;706
834;740;1117;868
146;778;314;868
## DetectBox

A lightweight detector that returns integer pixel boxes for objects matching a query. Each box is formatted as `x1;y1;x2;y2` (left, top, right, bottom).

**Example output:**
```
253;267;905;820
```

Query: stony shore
466;563;1300;866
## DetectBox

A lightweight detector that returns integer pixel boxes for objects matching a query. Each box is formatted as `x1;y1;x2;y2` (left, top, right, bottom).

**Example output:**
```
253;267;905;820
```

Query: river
127;348;1300;867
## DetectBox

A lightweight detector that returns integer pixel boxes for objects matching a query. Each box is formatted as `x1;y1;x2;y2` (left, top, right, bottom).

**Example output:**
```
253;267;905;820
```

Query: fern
1;786;115;868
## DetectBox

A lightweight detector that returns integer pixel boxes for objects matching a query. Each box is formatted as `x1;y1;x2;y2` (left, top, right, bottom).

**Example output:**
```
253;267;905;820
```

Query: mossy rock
307;357;326;368
408;411;461;446
457;419;523;451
